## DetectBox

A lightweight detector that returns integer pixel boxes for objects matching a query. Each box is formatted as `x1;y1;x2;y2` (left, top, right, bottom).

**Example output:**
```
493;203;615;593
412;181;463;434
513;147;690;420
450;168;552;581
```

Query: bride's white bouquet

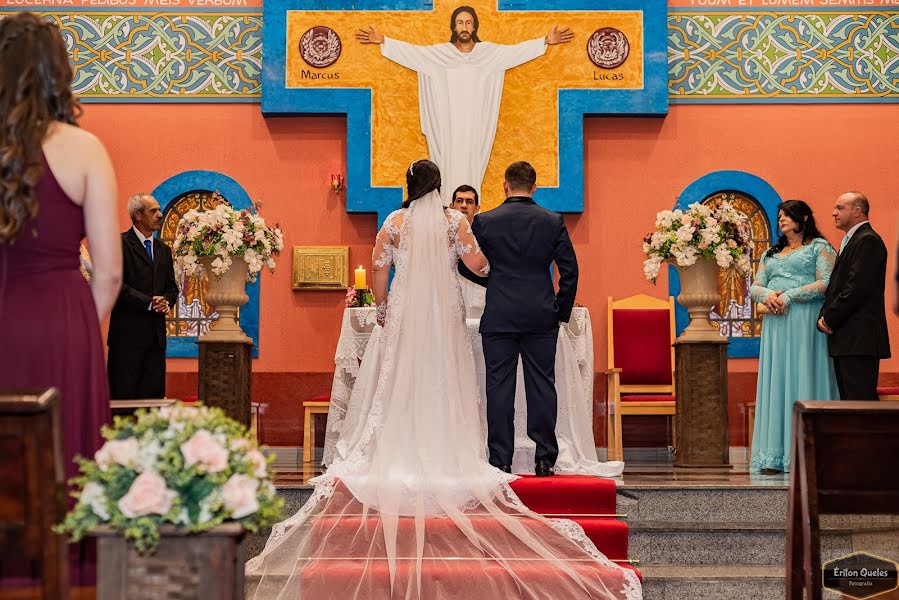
172;194;284;282
643;201;752;283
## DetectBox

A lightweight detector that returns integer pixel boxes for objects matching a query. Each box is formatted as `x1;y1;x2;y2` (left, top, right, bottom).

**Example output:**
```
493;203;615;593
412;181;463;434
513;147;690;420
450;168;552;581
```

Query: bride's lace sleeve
749;256;774;303
454;214;489;276
372;210;403;324
782;239;837;305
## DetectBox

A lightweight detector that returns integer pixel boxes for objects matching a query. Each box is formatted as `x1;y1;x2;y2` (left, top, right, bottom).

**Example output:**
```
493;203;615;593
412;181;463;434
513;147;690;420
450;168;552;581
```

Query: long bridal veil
246;185;640;599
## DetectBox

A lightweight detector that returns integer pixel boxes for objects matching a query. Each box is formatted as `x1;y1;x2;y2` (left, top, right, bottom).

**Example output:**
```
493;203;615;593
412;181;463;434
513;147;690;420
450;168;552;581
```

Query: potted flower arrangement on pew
57;403;283;598
172;194;284;343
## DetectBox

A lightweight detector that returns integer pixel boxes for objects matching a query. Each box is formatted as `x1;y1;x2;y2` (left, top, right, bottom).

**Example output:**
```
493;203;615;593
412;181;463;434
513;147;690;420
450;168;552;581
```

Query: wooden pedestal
198;340;253;428
96;524;245;600
673;339;731;468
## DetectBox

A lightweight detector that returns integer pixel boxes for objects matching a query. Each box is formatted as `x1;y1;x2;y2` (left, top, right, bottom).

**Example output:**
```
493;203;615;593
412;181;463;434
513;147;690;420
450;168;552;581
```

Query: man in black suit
107;193;179;399
460;161;578;476
818;191;890;400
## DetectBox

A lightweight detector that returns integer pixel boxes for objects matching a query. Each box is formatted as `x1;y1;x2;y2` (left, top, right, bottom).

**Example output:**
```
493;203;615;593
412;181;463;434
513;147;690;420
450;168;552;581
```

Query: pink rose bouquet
57;403;283;553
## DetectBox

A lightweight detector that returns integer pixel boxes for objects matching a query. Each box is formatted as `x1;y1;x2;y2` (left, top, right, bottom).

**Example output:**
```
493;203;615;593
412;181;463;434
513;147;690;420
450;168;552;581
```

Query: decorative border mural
2;8;895;102
4;11;263;101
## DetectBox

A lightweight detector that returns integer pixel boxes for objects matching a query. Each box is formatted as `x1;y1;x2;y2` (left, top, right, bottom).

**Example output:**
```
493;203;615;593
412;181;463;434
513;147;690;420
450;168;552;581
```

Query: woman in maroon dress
0;12;121;587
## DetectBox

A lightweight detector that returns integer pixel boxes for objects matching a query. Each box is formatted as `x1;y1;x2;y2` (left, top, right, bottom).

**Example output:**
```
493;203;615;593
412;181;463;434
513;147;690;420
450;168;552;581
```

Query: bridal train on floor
247;163;640;599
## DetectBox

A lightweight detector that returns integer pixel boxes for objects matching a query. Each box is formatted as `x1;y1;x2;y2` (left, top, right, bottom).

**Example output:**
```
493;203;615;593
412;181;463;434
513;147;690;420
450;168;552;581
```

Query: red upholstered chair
877;387;899;401
606;294;676;462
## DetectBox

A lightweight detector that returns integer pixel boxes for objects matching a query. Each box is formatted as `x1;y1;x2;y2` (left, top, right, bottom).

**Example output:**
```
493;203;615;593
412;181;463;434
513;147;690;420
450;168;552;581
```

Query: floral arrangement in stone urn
57;403;283;553
642;201;752;341
173;195;284;342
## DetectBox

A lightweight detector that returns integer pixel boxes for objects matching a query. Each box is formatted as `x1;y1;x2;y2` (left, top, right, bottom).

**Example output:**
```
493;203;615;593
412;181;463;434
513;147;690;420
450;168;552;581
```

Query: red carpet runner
510;475;640;581
298;476;639;597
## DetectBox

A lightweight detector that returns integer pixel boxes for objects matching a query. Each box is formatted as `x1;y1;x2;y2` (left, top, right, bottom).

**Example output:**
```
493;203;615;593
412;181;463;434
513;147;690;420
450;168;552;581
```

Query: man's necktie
144;239;153;260
839;235;848;254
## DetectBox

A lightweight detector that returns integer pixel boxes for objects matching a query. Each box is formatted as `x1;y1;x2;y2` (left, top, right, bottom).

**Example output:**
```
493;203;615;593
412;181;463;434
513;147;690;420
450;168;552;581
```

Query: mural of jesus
356;5;573;204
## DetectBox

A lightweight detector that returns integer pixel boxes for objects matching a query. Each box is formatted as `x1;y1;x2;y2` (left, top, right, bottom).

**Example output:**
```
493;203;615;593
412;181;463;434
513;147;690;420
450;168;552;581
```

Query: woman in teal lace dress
749;200;838;473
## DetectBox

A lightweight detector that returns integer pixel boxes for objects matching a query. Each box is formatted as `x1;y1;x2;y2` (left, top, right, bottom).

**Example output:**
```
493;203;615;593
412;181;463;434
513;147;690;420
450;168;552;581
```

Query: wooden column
673;339;731;468
198;340;253;428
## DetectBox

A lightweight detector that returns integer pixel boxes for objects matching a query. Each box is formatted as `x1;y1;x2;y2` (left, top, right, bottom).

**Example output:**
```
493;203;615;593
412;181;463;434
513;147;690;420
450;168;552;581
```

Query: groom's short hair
504;161;537;192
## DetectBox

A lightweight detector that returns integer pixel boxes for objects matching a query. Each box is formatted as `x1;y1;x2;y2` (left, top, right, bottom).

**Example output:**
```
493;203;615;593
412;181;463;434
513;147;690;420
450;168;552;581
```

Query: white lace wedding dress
246;190;641;599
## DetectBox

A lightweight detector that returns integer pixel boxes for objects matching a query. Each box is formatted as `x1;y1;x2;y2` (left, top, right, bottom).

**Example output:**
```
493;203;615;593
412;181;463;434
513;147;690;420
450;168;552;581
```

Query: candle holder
330;173;344;194
345;286;374;308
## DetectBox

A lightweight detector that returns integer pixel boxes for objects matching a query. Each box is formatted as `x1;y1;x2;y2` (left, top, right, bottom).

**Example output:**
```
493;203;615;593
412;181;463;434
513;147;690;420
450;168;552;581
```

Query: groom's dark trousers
459;196;578;468
482;331;559;466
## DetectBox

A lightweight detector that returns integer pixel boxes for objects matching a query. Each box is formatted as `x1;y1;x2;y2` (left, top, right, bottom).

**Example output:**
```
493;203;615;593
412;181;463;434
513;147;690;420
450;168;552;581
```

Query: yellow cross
286;0;643;210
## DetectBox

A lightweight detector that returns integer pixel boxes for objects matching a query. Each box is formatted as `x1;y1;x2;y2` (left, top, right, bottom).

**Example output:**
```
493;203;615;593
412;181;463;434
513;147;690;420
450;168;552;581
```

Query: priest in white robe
356;7;573;204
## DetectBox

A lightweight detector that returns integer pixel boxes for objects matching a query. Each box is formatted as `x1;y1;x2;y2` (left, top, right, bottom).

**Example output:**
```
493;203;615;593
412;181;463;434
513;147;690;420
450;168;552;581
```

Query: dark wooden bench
786;400;899;600
0;388;69;599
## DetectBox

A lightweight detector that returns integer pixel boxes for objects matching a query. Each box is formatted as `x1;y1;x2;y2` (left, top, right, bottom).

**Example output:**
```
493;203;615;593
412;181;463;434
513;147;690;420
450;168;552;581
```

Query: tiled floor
620;461;790;488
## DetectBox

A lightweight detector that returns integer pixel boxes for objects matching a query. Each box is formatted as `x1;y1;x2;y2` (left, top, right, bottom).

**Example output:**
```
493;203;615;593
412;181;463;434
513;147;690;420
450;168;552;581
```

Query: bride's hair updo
403;160;441;208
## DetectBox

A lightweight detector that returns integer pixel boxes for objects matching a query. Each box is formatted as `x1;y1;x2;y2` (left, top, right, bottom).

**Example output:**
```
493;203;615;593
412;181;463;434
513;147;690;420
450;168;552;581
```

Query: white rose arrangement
57;404;283;553
172;193;285;282
642;201;753;283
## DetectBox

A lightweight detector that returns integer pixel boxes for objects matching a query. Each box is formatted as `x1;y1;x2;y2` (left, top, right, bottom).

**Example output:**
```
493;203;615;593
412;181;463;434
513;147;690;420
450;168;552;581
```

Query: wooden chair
606;294;677;462
302;395;330;478
250;402;267;443
786;400;899;600
0;388;69;599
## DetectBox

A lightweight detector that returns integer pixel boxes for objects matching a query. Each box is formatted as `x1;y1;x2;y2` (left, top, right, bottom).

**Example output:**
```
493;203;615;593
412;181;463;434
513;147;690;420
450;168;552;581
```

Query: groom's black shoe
496;465;512;474
535;460;554;477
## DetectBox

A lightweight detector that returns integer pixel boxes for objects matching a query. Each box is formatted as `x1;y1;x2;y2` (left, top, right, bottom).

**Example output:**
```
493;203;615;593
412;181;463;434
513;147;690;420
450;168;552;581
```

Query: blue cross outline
263;0;668;225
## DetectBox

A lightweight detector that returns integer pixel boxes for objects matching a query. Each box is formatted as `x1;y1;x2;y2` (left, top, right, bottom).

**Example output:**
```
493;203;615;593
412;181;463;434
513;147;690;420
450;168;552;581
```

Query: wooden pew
786;400;899;600
0;389;69;600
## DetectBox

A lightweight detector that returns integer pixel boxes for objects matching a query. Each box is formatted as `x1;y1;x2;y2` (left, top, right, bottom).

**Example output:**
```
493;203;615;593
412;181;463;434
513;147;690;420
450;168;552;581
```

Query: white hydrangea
675;225;695;243
80;481;110;520
714;245;734;268
210;255;232;276
643;255;664;282
672;244;698;266
650;231;668;249
655;210;676;228
136;437;163;473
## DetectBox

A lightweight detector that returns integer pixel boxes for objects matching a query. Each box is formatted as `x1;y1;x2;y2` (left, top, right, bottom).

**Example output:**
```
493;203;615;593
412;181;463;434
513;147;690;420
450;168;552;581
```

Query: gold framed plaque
292;246;348;290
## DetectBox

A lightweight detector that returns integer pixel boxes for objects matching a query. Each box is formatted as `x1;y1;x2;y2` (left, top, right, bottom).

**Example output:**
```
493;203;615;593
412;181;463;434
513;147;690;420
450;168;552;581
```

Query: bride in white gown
246;161;641;599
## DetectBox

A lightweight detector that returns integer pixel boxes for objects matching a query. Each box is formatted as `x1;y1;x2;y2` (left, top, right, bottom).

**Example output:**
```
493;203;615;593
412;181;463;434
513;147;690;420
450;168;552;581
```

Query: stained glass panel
160;191;229;337
702;191;772;338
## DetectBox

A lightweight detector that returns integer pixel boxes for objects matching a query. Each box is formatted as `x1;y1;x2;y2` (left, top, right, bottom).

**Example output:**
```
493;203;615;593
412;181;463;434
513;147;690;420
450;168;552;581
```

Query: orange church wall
80;102;899;446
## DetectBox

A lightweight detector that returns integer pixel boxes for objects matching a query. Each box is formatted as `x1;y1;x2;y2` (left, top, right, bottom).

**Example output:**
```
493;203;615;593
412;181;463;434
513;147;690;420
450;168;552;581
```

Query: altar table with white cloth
322;307;621;476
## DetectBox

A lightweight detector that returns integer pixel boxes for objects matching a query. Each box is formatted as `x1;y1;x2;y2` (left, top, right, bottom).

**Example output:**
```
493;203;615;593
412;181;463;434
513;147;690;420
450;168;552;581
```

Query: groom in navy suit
460;161;578;476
